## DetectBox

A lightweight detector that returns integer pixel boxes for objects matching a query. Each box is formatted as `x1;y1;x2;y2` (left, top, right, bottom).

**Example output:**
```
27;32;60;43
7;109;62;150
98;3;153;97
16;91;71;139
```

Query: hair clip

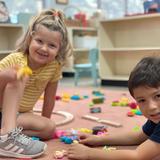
52;11;60;19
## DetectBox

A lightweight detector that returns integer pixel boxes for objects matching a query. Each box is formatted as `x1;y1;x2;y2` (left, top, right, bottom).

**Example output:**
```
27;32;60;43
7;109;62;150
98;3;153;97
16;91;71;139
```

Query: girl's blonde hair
16;8;72;65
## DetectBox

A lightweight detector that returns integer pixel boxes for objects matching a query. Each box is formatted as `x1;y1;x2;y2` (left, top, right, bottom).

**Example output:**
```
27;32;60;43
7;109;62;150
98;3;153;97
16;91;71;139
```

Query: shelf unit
99;13;160;85
64;26;97;73
0;23;24;59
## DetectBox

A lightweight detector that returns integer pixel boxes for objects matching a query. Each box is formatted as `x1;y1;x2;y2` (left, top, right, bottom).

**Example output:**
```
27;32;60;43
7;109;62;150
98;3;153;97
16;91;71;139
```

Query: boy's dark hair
128;56;160;97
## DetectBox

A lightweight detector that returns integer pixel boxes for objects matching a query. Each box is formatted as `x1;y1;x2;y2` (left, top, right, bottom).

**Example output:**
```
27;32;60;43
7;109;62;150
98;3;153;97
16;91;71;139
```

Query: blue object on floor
74;48;99;86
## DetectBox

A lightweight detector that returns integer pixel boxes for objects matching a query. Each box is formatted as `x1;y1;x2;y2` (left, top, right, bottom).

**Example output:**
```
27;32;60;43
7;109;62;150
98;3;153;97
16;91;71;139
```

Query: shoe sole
0;143;47;158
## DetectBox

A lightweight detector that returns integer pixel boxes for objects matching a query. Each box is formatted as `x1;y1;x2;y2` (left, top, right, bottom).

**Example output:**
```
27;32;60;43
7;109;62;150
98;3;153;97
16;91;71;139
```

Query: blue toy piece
135;110;142;115
83;95;89;99
90;107;101;113
64;137;73;144
60;135;78;144
92;91;104;97
71;95;80;100
31;136;40;141
60;136;67;142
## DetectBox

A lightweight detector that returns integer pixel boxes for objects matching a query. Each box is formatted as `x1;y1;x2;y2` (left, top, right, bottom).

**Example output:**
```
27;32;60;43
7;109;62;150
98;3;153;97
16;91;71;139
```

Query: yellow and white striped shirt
0;52;62;112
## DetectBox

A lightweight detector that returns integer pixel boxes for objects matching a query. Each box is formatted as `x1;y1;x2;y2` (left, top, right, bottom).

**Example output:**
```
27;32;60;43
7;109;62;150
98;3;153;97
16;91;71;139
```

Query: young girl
68;56;160;160
0;8;72;159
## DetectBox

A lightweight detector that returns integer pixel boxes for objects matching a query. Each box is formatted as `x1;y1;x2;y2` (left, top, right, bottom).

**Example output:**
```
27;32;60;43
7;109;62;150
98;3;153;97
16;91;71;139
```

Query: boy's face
28;25;62;69
133;86;160;123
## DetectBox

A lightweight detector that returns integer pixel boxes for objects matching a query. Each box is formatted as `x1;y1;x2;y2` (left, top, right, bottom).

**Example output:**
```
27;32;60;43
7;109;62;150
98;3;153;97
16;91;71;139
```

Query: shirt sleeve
0;52;25;70
143;120;160;143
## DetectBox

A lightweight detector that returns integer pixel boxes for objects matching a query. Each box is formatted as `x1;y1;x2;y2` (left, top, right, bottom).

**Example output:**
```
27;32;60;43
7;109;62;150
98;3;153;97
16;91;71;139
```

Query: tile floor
59;76;128;91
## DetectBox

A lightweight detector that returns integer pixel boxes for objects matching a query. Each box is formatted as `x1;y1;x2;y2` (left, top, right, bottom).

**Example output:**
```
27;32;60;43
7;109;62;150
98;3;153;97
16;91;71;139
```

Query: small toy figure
54;150;67;159
92;125;108;135
103;146;116;152
90;107;101;113
60;135;79;144
92;97;104;104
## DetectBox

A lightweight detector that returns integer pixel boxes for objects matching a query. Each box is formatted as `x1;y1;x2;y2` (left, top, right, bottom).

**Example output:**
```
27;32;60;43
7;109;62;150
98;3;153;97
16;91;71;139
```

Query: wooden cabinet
99;13;160;85
63;27;97;73
0;23;24;59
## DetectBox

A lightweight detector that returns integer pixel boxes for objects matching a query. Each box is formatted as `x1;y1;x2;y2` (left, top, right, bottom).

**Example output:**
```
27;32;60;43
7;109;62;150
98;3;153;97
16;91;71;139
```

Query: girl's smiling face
28;24;62;69
133;86;160;123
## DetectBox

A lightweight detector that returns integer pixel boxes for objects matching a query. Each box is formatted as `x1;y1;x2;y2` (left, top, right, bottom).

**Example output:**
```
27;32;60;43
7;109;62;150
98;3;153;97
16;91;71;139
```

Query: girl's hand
79;134;103;146
68;143;91;160
1;66;29;83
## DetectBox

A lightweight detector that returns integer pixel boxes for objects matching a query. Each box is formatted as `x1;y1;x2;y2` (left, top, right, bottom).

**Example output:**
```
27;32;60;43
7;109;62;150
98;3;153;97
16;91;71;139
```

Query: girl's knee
42;120;56;139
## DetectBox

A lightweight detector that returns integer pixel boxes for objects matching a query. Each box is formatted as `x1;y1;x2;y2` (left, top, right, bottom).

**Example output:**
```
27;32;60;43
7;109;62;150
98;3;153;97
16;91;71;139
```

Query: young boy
68;56;160;160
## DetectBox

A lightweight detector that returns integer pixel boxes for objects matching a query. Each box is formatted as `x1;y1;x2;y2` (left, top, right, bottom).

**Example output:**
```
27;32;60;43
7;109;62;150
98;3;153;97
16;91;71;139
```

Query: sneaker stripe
16;148;24;154
4;143;14;150
10;145;20;152
4;143;24;154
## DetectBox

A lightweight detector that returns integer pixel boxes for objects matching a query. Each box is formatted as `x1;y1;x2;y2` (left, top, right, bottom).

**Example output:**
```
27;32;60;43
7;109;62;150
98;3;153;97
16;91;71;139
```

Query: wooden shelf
101;47;160;53
0;23;24;57
65;27;97;73
0;50;15;54
101;13;160;22
98;14;160;82
69;26;97;31
73;48;90;52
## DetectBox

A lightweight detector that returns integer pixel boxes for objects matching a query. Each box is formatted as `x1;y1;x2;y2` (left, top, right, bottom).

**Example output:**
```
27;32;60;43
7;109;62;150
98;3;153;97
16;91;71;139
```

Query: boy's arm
69;137;160;160
41;81;58;118
85;140;160;160
85;128;148;146
88;138;160;160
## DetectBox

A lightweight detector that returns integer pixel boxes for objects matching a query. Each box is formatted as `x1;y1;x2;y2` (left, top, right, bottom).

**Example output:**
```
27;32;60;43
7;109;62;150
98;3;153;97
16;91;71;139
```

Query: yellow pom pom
17;66;32;79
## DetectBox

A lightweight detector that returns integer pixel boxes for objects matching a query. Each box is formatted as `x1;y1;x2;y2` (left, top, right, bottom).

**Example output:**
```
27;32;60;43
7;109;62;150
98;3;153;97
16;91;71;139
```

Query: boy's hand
79;134;103;146
68;143;91;160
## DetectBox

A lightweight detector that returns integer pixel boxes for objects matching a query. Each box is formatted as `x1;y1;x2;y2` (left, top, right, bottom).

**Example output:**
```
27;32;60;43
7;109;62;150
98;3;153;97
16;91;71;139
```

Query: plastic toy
82;115;122;128
60;135;78;144
92;125;107;135
73;140;79;144
31;136;40;140
127;111;135;117
54;150;67;159
92;97;104;104
90;107;101;113
111;100;119;106
61;93;70;102
133;125;140;132
55;95;61;100
111;95;129;107
83;95;89;99
53;130;67;139
135;110;142;115
33;109;74;126
17;66;32;79
71;95;81;100
92;90;104;96
127;108;142;117
128;102;137;109
78;128;92;134
89;102;94;107
103;146;116;152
